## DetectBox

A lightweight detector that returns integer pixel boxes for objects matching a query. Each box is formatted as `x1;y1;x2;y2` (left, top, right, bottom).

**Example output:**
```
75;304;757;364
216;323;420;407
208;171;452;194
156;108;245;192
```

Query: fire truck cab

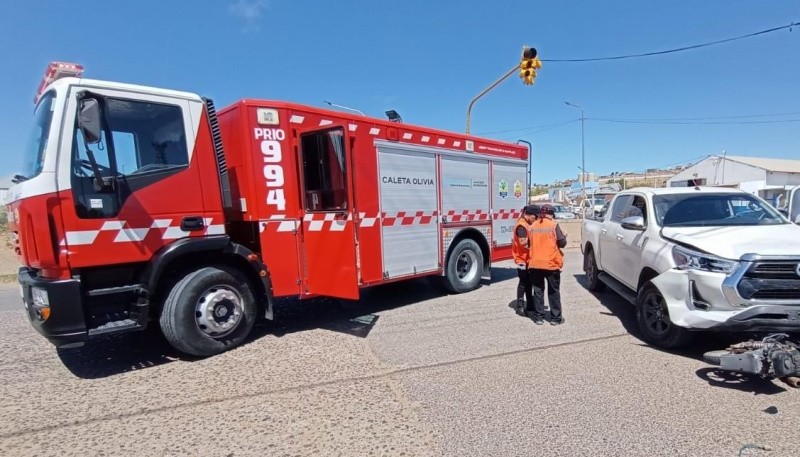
9;63;530;357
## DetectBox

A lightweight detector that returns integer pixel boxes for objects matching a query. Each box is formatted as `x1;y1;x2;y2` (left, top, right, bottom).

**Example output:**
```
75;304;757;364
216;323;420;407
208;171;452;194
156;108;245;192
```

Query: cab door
297;127;359;299
59;88;212;269
616;194;649;288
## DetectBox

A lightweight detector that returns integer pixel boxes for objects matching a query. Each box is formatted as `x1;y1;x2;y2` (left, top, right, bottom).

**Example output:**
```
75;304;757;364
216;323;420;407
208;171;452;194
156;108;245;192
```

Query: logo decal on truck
498;179;508;199
513;180;523;199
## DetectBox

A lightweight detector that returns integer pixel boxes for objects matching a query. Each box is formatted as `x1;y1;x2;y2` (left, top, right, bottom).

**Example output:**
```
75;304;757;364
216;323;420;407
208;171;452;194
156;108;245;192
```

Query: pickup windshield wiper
11;174;28;184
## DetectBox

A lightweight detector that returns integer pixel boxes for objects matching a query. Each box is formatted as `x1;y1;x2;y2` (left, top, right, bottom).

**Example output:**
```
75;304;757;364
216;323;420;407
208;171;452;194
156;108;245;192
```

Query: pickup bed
581;187;800;348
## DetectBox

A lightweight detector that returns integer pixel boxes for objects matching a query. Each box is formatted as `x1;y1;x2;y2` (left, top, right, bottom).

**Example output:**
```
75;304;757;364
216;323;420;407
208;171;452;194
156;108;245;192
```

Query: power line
476;118;578;135
496;120;581;141
647;154;711;170
590;118;800;125
542;21;798;62
481;110;800;138
589;111;800;122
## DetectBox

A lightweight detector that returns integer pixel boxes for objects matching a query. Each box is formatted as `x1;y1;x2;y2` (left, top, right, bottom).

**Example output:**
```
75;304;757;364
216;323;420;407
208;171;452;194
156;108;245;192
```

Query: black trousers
516;269;531;307
530;269;562;320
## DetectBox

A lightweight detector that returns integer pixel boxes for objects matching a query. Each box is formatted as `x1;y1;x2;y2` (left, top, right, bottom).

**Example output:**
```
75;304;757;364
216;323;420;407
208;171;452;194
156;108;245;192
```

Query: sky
0;0;798;185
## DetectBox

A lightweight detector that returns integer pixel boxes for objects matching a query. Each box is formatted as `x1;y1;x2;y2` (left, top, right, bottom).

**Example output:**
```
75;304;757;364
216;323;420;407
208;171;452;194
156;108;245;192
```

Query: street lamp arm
323;101;366;116
465;63;519;135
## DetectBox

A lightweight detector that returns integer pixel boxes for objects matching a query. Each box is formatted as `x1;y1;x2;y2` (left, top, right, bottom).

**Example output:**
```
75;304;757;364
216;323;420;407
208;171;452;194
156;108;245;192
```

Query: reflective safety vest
528;217;564;270
511;218;531;265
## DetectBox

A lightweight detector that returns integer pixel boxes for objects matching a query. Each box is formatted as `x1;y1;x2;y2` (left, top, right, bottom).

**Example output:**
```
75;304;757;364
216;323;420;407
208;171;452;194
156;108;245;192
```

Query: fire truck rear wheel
444;238;484;294
159;266;257;357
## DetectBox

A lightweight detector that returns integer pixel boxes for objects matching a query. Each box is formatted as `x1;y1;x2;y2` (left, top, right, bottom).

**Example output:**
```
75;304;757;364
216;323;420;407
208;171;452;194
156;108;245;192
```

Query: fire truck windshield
22;91;57;180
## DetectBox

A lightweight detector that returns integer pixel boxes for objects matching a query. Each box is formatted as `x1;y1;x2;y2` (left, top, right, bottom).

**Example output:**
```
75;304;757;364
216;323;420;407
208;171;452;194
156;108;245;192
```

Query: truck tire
636;282;694;349
160;266;257;357
443;238;483;294
584;249;605;292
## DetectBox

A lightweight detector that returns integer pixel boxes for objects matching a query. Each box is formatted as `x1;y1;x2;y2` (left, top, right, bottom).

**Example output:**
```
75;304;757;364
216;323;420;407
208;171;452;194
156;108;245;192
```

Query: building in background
667;155;800;208
0;176;11;205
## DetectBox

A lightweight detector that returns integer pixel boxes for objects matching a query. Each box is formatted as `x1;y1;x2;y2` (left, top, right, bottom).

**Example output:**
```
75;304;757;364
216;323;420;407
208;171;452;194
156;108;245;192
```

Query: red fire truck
8;62;530;356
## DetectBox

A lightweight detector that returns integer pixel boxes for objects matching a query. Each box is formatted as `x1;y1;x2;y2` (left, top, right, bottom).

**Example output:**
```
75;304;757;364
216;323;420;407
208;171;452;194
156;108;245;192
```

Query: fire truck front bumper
19;267;87;348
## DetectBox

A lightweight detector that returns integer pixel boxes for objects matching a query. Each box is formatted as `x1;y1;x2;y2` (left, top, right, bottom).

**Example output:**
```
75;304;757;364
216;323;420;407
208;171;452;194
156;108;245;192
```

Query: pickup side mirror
620;216;646;231
77;98;102;144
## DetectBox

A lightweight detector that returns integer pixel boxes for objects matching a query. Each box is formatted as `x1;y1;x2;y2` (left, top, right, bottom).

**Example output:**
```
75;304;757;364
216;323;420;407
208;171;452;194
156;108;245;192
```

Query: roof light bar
34;61;84;104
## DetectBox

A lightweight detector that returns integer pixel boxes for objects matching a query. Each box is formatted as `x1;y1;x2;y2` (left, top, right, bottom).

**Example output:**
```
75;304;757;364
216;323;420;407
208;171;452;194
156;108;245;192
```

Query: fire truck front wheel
444;238;484;294
159;266;257;357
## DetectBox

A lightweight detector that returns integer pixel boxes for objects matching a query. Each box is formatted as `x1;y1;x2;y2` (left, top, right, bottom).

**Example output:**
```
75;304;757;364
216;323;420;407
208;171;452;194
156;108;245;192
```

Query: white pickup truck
581;187;800;348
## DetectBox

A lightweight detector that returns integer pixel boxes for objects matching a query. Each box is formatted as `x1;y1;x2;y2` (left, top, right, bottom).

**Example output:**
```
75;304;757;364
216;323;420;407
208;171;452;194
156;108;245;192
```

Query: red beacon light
33;61;84;104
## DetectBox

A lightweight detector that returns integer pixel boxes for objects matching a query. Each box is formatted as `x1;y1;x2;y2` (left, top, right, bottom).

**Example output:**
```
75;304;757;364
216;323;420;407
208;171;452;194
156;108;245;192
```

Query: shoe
515;307;527;317
550;318;564;326
533;316;544;325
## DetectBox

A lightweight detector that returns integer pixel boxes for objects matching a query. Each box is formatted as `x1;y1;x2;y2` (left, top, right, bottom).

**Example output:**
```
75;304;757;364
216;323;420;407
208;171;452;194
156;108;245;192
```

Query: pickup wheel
583;249;605;292
636;282;694;349
160;266;257;357
443;238;483;294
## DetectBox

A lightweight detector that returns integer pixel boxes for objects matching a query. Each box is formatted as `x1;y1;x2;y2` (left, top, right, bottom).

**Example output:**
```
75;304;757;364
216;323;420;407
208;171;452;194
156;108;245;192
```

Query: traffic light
519;47;542;86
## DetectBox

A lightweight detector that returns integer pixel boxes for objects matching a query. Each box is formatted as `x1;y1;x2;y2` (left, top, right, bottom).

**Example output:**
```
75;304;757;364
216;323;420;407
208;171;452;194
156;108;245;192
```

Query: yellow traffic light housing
519;47;542;86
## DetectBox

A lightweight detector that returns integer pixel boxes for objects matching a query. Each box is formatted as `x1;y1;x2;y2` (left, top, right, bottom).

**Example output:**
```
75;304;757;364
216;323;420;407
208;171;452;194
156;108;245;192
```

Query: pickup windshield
22;91;56;179
654;193;786;227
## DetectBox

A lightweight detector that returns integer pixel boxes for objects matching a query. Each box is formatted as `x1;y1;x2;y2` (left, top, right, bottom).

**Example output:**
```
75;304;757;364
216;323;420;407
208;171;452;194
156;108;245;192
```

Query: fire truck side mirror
78;98;102;144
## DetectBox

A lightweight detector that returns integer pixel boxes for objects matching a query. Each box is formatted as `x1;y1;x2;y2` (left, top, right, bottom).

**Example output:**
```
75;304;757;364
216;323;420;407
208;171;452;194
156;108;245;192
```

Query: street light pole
323;100;366;116
465;64;519;135
565;101;585;217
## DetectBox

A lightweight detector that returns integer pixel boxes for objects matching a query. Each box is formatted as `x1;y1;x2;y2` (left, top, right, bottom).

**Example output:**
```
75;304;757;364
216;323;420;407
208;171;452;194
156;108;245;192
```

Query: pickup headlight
672;245;738;275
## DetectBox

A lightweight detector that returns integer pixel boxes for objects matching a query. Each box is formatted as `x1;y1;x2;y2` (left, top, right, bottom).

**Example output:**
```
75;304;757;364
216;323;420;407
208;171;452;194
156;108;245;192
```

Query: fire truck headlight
31;287;51;321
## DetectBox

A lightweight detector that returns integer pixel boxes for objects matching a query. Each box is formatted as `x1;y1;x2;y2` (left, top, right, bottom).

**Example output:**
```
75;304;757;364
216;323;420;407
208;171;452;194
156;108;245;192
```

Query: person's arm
555;223;567;249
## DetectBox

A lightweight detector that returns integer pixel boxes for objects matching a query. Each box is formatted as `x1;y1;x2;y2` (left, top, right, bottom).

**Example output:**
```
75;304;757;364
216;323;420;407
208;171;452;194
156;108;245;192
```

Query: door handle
181;216;205;231
601;228;608;234
616;234;624;241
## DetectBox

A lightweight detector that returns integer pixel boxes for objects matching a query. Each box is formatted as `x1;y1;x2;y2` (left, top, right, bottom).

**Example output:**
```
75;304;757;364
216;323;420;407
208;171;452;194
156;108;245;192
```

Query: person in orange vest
528;204;567;325
511;205;540;316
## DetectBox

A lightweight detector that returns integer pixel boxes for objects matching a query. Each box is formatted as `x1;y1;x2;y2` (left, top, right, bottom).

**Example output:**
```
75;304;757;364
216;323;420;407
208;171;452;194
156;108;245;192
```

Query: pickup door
614;193;650;288
597;194;632;281
598;194;651;289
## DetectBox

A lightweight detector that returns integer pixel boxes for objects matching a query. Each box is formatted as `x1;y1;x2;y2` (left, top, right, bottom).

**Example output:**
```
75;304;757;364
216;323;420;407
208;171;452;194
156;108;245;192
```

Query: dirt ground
0;247;19;278
0;228;20;282
559;220;583;249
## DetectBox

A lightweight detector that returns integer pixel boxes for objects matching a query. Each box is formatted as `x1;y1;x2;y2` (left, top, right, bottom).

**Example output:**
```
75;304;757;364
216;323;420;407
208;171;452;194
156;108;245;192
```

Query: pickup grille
737;261;800;300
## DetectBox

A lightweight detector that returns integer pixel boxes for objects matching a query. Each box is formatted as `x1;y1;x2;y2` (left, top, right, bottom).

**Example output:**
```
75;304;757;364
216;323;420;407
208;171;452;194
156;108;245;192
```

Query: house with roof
667;155;800;208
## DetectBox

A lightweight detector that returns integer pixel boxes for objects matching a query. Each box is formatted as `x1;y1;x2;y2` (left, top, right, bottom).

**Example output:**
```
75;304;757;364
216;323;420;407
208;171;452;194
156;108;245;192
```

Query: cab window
72;98;188;179
609;195;633;223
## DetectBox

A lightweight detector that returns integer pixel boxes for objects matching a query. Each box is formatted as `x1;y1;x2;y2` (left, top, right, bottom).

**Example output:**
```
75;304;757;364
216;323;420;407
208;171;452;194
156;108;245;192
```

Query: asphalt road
0;252;798;457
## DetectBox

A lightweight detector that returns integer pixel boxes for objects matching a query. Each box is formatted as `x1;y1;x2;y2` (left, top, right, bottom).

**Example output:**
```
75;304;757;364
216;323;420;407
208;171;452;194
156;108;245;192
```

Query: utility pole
565;102;585;217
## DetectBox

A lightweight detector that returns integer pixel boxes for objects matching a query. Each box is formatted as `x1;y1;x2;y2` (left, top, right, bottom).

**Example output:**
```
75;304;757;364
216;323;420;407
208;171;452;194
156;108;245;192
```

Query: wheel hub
456;250;478;282
644;293;670;336
195;286;243;338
